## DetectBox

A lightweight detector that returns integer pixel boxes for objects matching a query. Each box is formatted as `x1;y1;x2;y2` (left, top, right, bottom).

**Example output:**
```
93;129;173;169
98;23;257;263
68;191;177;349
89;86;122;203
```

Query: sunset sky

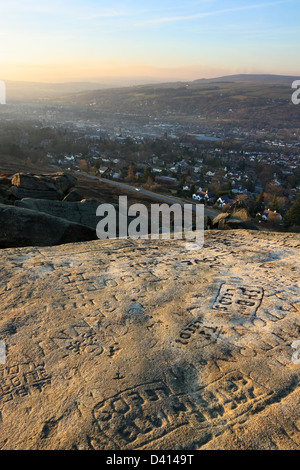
0;0;299;82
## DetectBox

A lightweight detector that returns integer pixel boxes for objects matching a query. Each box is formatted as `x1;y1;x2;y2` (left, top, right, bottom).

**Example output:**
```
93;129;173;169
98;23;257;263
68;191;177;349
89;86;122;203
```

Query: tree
78;159;89;173
269;195;279;212
254;190;264;214
142;167;152;183
145;175;153;188
284;197;300;227
125;164;135;182
89;166;98;175
189;185;196;198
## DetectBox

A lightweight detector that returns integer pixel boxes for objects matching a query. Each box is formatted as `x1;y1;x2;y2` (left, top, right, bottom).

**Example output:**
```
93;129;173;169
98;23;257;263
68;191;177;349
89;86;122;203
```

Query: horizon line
2;72;300;86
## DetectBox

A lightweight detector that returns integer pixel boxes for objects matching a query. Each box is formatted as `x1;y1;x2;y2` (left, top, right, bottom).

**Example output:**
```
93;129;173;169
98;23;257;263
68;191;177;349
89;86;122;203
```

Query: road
79;173;218;219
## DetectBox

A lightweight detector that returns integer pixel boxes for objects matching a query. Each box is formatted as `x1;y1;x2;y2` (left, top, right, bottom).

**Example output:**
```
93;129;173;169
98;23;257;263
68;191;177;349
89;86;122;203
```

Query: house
260;209;282;222
192;190;214;202
217;195;233;208
99;166;110;176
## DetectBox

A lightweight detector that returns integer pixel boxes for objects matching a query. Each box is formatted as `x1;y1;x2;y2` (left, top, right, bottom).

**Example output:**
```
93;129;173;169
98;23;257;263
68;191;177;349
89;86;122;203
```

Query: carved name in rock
92;371;274;450
212;284;264;318
175;319;219;346
0;362;51;406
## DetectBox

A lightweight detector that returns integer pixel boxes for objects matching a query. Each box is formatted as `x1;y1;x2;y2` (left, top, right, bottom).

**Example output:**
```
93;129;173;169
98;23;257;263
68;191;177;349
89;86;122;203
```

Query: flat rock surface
0;230;299;450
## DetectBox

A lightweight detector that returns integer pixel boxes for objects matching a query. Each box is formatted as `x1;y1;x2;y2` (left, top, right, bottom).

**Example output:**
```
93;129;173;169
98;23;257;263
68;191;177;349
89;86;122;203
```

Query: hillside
51;74;300;131
194;74;300;84
0;230;299;450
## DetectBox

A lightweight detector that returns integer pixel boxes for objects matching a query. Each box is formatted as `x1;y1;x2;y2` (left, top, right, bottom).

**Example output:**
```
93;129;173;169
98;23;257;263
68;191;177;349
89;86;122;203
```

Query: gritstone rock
0;230;299;450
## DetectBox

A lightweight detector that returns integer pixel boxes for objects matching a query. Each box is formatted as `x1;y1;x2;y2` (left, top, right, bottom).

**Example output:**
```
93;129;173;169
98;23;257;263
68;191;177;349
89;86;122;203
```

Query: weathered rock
11;173;57;191
212;212;258;230
50;173;77;194
204;215;212;229
0;186;8;201
15;198;108;229
15;198;140;234
0;230;299;450
212;212;230;228
10;172;77;200
0;177;12;202
219;218;259;230
0;177;12;187
63;190;83;202
0;203;97;248
10;186;60;201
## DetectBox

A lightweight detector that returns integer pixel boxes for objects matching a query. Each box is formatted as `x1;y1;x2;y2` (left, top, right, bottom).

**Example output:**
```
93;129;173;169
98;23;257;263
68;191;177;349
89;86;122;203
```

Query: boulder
11;173;57;191
14;198;146;238
63;190;84;202
0;203;97;248
212;212;258;230
205;215;213;230
10;186;60;200
50;173;77;194
10;172;77;200
219;218;259;230
212;212;230;228
15;198;105;229
0;176;12;187
0;186;9;202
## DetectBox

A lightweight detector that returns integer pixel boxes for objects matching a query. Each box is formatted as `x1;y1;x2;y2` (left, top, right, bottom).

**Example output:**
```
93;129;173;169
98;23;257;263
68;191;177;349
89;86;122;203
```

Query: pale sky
0;0;299;82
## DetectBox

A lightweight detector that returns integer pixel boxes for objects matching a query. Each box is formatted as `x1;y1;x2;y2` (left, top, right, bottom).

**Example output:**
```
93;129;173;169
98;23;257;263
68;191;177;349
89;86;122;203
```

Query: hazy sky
0;0;299;82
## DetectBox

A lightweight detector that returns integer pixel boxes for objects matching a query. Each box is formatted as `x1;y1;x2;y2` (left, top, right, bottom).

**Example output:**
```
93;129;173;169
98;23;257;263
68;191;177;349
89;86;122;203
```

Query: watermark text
292;340;300;365
0;341;6;364
0;80;6;105
291;80;300;105
96;196;204;250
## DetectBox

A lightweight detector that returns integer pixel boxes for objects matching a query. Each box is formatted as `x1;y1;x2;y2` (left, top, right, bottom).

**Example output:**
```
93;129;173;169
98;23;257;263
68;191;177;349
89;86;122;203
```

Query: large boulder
212;212;230;228
0;204;97;248
50;173;77;194
220;218;259;230
212;212;258;230
11;173;60;200
63;190;84;202
15;198;107;229
10;172;77;200
10;186;60;200
11;173;57;191
0;176;12;187
0;177;13;204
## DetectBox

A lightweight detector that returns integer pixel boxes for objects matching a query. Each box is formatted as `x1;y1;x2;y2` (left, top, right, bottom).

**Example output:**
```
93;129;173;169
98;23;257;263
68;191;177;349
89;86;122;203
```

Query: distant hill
194;74;300;84
4;77;173;102
4;81;109;102
4;74;299;103
48;74;299;131
3;74;299;131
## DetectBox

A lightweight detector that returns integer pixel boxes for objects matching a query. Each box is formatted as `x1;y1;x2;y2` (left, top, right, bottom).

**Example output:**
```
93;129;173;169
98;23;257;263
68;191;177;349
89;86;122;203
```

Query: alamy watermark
291;340;300;365
0;341;6;364
0;80;6;105
291;80;300;105
96;196;204;250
